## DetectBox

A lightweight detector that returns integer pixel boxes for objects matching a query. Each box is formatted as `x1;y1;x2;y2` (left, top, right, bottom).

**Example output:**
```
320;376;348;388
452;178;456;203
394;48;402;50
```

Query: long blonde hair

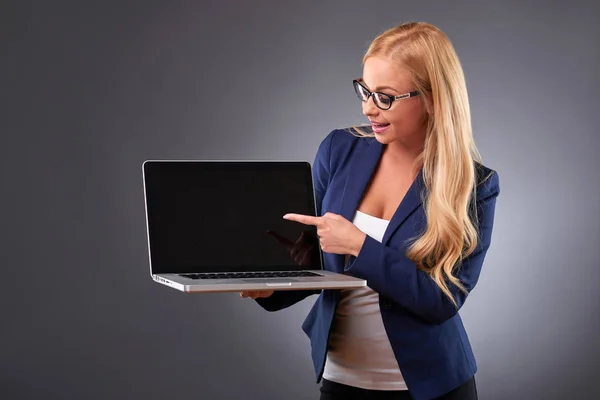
352;22;482;308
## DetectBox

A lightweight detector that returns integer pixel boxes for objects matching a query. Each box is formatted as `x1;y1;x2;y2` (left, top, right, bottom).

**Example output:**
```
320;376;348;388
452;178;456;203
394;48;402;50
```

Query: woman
241;21;499;400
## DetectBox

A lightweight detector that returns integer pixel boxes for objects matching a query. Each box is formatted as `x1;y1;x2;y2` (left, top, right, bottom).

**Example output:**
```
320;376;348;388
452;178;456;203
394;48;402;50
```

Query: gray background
2;1;599;399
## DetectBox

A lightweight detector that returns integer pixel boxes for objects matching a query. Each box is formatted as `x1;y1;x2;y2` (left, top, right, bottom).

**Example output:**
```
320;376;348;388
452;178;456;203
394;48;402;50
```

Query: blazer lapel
338;140;383;222
330;140;383;273
381;167;425;245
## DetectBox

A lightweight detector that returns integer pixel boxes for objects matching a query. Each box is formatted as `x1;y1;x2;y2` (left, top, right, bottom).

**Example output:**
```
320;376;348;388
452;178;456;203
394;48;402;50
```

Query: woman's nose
362;96;379;117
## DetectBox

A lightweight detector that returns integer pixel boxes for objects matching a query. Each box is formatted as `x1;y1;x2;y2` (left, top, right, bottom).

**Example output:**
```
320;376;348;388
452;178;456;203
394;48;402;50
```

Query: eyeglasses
352;78;420;110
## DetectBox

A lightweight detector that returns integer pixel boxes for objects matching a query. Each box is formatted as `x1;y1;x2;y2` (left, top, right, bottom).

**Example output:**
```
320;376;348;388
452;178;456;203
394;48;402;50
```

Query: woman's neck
382;137;424;171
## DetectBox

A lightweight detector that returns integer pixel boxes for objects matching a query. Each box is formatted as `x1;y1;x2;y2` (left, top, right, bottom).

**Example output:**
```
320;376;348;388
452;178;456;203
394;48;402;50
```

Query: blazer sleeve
344;171;500;324
254;131;336;312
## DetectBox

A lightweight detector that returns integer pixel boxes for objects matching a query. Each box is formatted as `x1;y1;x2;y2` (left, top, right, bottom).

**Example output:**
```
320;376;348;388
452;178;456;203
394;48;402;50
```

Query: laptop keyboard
179;271;322;280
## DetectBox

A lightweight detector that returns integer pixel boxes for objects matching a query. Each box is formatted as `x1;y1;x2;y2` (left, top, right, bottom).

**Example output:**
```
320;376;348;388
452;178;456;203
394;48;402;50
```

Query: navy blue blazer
256;128;500;400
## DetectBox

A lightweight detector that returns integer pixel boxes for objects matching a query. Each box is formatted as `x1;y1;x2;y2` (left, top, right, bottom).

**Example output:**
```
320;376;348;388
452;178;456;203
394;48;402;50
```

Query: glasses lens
373;93;392;110
353;81;369;101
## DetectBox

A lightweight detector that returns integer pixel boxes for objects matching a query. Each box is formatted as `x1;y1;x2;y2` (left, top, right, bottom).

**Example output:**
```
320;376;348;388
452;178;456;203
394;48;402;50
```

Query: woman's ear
421;90;433;115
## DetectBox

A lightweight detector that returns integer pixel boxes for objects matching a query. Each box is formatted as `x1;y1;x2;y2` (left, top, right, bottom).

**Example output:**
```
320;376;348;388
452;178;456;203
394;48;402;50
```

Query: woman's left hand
283;212;366;257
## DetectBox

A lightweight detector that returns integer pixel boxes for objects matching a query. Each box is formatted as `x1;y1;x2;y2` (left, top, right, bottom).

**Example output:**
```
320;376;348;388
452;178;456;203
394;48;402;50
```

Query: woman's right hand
240;290;274;299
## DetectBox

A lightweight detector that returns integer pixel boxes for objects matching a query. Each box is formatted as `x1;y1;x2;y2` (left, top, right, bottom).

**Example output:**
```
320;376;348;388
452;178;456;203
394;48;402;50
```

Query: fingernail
283;214;289;219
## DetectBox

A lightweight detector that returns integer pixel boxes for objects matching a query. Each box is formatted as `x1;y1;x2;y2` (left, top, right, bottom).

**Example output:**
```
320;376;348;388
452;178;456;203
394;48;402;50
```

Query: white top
322;210;408;391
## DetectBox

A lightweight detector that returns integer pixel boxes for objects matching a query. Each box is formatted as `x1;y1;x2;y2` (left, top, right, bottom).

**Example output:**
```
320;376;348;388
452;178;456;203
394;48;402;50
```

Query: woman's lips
371;122;390;133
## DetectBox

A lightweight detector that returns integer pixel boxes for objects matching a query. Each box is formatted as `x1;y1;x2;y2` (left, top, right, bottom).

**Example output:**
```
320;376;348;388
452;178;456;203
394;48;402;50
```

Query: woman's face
360;56;428;146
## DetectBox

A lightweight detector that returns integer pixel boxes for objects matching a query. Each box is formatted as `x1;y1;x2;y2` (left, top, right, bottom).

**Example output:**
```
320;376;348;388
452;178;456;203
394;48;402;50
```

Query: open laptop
142;160;367;293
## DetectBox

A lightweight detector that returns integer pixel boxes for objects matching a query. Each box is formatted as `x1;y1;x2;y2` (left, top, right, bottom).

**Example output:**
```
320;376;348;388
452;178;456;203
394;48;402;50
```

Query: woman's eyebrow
373;84;399;92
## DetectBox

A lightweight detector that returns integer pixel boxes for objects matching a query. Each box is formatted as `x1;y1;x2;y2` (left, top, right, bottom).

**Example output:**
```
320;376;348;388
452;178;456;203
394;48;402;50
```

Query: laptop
142;160;367;293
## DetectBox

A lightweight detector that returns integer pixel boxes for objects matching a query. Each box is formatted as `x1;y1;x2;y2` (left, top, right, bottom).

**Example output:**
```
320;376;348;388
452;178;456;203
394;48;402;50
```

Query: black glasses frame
353;78;420;110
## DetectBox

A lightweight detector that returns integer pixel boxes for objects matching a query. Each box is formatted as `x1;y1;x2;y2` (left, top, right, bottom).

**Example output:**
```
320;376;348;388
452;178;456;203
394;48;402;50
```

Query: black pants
319;376;477;400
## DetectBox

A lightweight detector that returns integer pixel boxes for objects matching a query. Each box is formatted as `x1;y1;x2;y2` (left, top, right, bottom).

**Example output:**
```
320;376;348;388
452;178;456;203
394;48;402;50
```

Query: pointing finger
323;212;342;220
283;213;322;226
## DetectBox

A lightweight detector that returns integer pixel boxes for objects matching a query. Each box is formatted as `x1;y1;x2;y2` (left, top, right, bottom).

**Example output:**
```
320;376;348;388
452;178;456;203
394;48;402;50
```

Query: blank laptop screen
143;161;322;274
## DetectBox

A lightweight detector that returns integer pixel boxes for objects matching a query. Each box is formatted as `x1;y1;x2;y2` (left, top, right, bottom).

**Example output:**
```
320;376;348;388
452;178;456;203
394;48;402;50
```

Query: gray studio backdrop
2;1;599;399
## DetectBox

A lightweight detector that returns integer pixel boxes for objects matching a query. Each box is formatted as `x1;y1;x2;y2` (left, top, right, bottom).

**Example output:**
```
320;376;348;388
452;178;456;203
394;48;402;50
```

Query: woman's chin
374;132;396;144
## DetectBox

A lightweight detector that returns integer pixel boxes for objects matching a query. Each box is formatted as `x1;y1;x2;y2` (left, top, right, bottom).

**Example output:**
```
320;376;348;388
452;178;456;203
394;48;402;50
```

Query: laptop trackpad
243;278;298;284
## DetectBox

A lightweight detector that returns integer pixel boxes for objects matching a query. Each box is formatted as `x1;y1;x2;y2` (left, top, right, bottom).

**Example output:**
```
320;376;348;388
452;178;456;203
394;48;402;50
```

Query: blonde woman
241;21;499;400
